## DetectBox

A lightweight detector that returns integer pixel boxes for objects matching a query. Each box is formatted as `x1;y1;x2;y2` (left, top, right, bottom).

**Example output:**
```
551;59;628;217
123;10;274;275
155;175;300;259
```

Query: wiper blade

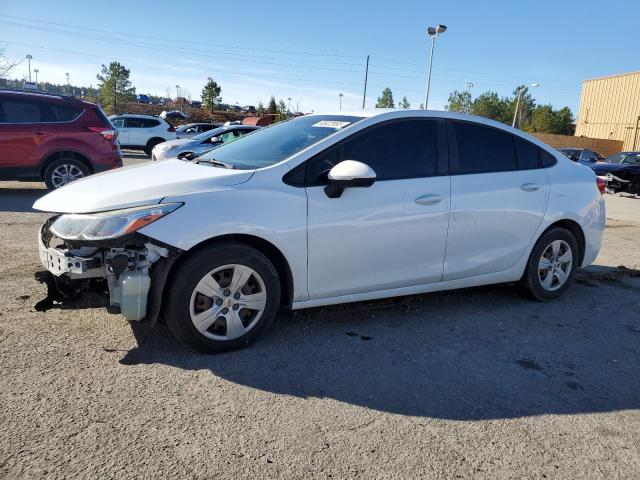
195;157;236;169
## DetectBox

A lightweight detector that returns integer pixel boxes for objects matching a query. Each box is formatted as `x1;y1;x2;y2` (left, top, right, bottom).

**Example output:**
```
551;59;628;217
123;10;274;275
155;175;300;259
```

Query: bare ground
1;177;639;479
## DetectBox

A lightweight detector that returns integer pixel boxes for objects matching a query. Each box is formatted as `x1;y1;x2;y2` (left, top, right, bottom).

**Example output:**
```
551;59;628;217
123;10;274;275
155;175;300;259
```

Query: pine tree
375;88;395;108
96;62;135;114
201;77;222;113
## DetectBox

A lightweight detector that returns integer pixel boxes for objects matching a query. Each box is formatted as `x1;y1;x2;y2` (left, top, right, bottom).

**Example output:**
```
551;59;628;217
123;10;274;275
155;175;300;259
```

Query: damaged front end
36;204;182;322
603;171;640;194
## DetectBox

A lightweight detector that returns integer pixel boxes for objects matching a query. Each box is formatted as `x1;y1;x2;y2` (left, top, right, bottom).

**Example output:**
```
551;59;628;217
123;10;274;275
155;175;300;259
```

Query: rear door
443;120;549;281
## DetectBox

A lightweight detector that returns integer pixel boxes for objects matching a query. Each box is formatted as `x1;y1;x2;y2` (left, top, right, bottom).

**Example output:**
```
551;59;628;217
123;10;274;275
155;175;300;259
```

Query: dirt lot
1;160;639;479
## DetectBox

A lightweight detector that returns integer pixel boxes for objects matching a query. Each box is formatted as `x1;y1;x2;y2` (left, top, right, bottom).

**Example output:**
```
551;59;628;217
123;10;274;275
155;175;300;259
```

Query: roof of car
0;89;91;104
109;113;161;119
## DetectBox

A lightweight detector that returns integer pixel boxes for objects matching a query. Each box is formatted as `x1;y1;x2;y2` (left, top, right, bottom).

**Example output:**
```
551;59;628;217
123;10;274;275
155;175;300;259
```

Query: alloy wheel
537;240;573;291
50;163;85;188
189;264;267;340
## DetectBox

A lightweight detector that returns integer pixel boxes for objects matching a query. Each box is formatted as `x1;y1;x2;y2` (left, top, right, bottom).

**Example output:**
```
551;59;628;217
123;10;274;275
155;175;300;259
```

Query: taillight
167;126;175;132
596;176;606;195
88;127;118;142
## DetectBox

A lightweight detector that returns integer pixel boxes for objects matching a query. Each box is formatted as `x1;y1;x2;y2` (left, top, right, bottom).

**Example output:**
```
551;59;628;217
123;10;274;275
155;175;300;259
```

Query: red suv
0;90;122;189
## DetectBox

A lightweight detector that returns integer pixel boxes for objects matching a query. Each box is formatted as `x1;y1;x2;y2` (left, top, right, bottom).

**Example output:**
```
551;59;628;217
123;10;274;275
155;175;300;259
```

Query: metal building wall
575;71;640;151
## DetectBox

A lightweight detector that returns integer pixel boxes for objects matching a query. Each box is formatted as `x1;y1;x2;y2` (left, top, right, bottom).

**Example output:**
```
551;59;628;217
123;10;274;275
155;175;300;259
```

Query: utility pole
362;54;369;109
26;54;32;82
512;83;539;128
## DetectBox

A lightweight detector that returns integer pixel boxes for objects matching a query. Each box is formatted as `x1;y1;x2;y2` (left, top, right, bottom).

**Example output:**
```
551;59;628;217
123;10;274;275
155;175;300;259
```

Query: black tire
164;243;281;353
43;157;90;190
521;227;579;301
144;138;164;156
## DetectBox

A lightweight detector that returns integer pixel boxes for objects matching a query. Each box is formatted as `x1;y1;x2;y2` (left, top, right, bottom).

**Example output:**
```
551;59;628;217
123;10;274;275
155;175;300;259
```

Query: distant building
575;71;640;150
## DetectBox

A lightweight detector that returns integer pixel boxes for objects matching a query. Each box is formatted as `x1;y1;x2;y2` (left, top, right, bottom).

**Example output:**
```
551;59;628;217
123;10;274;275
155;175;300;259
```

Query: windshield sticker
312;120;351;129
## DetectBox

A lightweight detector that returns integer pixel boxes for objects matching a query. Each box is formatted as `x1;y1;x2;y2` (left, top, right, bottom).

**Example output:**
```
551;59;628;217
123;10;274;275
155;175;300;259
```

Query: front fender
139;184;309;301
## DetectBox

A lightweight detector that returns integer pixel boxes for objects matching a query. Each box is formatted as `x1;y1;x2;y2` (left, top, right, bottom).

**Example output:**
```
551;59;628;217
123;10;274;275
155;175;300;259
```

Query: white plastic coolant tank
120;269;151;321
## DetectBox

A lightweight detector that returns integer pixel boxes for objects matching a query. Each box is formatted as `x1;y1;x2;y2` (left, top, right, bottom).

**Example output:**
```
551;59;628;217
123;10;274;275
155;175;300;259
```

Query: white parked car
152;124;260;161
109;114;177;155
34;110;605;353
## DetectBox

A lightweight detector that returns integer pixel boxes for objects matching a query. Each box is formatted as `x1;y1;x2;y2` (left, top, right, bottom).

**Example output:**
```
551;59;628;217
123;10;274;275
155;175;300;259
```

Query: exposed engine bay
36;216;180;321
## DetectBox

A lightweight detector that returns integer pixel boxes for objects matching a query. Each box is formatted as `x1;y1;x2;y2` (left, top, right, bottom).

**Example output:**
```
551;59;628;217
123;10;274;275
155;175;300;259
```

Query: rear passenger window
451;121;517;173
0;100;43;123
44;104;83;122
306;119;439;184
515;137;540;170
540;150;557;167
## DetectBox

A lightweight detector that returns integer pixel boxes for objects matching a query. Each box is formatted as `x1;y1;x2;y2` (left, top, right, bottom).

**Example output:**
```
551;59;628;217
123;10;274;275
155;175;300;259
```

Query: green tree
278;99;287;114
471;91;510;124
201;77;222;112
445;90;472;113
399;96;411;109
267;96;278;114
375;87;395;108
530;105;575;135
96;62;135;114
257;101;265;115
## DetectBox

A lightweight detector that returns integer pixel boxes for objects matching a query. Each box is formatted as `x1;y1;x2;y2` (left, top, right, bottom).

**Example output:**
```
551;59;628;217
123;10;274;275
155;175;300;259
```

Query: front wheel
164;243;281;353
521;227;579;301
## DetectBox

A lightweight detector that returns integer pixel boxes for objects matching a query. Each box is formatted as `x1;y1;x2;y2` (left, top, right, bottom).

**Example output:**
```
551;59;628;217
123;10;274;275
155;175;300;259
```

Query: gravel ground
1;159;639;479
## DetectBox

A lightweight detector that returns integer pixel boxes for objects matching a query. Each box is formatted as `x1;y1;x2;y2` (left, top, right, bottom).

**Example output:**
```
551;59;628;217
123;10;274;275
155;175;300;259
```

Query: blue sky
0;0;637;113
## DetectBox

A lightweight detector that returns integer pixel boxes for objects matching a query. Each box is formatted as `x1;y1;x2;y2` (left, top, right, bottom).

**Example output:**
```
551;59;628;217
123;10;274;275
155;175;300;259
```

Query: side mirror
324;160;376;198
210;136;221;143
179;152;196;161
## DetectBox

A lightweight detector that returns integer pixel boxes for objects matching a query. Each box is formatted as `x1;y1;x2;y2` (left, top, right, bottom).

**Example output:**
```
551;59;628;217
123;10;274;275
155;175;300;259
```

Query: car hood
590;162;628;174
156;138;194;149
33;160;254;214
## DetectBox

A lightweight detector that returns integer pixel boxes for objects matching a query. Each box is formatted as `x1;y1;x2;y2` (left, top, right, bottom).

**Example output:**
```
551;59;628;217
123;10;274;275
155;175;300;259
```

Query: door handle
520;183;540;192
415;194;444;206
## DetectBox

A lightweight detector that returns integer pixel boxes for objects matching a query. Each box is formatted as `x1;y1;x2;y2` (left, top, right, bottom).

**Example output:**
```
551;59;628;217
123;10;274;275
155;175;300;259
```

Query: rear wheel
164;243;281;353
521;227;579;301
43;158;89;190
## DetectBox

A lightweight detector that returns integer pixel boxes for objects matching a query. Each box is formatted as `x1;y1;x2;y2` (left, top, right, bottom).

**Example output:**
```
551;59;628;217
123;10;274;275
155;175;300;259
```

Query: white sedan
34;110;605;353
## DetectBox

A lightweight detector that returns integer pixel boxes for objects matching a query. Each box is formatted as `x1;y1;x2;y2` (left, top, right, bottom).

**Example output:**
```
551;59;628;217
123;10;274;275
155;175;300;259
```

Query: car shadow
118;267;640;421
0;186;47;213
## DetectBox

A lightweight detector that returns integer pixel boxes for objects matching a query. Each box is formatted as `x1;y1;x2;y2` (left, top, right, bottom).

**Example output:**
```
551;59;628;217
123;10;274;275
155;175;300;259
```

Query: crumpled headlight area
49;203;182;241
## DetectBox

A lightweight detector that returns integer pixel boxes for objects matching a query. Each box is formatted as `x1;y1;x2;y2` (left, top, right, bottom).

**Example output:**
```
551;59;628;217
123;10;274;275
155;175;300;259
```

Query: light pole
512;83;540;128
423;24;447;110
175;84;181;111
287;97;292;115
65;73;70;95
339;92;343;110
465;81;474;92
33;69;39;87
26;54;33;82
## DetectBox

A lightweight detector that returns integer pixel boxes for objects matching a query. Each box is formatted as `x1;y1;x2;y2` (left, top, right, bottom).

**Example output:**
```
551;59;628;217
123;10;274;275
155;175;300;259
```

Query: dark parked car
0;90;122;189
558;148;605;164
175;122;223;139
590;151;640;194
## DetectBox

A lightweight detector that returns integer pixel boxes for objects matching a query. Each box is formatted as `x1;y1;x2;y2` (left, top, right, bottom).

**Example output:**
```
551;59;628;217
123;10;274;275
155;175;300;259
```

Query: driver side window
305;119;440;185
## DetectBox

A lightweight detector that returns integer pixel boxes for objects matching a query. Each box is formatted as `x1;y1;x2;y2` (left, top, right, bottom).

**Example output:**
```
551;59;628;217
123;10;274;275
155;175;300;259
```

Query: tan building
575;71;640;151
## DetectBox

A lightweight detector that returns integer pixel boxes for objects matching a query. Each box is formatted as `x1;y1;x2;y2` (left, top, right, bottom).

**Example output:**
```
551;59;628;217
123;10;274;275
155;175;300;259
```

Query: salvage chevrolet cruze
34;110;606;353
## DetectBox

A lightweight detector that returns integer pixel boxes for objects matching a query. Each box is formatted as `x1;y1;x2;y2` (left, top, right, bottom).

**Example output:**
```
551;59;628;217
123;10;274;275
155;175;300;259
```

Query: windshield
191;126;230;142
197;115;363;169
604;153;626;164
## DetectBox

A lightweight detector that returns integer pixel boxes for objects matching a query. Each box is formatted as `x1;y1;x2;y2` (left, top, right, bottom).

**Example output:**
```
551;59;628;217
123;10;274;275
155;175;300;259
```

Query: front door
305;118;450;299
